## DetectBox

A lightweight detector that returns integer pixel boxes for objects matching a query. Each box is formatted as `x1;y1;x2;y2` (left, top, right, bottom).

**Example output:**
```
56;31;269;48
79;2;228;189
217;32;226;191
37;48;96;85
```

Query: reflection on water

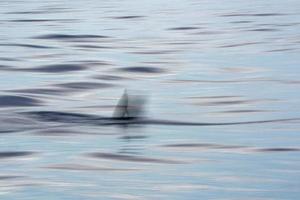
1;0;300;199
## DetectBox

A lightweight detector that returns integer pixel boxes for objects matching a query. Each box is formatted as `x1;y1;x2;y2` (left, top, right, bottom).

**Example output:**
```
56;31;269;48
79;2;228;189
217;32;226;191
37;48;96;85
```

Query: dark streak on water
119;135;148;140
20;110;300;127
8;19;77;23
0;95;42;107
230;20;253;24
221;13;287;17
0;151;36;158
34;34;110;40
219;42;262;48
0;57;19;61
117;66;165;74
219;109;272;114
254;148;300;152
0;175;25;180
72;44;112;49
112;15;145;19
23;64;87;73
267;48;296;52
0;43;55;49
6;11;46;15
248;28;280;32
168;26;200;31
88;152;185;164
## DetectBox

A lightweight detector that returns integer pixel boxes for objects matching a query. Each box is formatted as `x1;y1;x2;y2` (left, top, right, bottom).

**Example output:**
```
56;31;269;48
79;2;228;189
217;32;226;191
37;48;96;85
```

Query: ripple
44;163;138;171
219;109;272;114
247;28;280;32
5;11;46;15
0;57;19;61
56;82;114;89
0;175;25;180
119;135;148;140
219;42;262;48
188;95;241;99
0;95;42;107
230;20;253;24
9;88;73;96
75;60;112;66
161;143;300;153
162;143;244;150
168;78;279;84
198;100;253;106
8;19;75;23
0;151;36;159
24;64;87;73
221;13;287;17
32;127;102;136
112;15;145;19
34;33;110;40
219;67;264;74
73;44;111;49
23;111;99;124
87;152;185;164
117;66;165;74
0;64;13;70
188;96;275;106
193;30;224;35
253;148;300;152
131;50;178;55
167;26;200;31
0;43;54;49
267;48;296;52
92;75;130;81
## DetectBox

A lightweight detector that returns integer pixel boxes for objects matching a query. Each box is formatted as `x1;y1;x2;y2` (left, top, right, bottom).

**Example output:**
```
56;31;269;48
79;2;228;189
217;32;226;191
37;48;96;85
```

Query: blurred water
1;0;300;199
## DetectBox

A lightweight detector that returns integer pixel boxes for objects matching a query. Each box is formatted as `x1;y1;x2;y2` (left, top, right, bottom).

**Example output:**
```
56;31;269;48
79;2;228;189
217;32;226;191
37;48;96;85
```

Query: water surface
1;0;300;199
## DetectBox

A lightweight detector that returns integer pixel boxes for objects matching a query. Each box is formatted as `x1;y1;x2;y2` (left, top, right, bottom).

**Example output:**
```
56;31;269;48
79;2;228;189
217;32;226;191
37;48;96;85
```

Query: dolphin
23;90;300;126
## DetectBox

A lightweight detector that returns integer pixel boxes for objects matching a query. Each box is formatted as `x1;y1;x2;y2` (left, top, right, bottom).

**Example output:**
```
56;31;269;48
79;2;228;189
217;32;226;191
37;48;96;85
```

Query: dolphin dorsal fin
113;90;146;119
113;90;129;119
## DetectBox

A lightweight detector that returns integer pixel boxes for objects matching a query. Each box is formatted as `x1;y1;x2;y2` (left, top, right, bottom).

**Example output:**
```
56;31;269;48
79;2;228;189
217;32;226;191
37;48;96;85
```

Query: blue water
0;0;300;199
